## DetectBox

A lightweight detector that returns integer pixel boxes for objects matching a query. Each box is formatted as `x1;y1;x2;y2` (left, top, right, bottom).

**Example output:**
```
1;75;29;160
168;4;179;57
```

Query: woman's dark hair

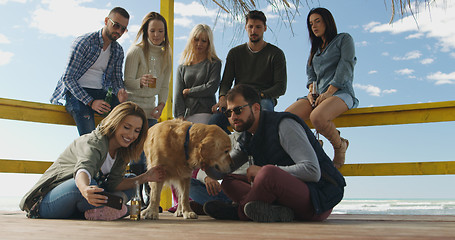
307;7;337;65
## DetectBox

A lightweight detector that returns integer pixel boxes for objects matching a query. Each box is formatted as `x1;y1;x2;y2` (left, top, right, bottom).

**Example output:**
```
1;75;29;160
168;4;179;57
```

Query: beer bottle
105;87;113;104
130;181;141;221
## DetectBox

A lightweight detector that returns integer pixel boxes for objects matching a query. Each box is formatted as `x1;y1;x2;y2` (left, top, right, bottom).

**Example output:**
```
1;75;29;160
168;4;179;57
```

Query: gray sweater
174;59;221;118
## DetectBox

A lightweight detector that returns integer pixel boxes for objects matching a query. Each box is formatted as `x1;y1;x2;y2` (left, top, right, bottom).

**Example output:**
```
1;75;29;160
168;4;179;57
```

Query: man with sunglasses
50;7;130;136
203;84;345;222
209;10;287;134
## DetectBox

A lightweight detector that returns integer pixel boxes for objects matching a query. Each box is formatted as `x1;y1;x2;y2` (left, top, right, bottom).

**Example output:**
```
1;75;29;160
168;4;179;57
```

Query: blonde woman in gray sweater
173;24;227;215
174;24;221;124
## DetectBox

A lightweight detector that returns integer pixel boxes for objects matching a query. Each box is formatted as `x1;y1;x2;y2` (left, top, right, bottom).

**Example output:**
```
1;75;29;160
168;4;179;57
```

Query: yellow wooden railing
2;97;455;177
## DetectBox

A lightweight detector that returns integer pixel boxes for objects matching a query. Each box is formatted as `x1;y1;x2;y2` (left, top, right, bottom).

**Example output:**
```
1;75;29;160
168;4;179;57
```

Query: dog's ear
198;137;215;160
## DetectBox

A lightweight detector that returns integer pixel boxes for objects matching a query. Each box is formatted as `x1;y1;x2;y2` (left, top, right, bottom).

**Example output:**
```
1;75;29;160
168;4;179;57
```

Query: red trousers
221;165;332;221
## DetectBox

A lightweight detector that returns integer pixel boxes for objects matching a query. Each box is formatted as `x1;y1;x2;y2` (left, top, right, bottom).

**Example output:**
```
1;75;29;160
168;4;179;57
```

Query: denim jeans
39;177;135;219
189;178;231;205
65;88;120;136
208;98;275;134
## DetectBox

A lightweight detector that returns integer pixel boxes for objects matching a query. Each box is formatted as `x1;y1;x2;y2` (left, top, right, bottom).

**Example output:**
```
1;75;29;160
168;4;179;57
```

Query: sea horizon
3;196;455;215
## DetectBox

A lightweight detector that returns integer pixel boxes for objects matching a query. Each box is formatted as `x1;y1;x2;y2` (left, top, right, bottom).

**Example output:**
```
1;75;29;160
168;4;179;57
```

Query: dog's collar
184;125;192;160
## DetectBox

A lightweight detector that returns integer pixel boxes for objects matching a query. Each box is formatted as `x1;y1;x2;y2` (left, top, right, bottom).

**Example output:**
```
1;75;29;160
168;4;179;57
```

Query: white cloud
356;41;368;47
368;70;378;74
366;1;455;50
0;0;26;4
174;1;232;28
29;0;109;38
0;34;10;44
451;53;455;58
175;17;194;28
406;32;423;39
363;21;381;30
427;71;455;85
395;68;415;75
392;50;422;60
0;50;14;65
354;83;396;97
420;58;434;64
382;52;389;56
176;35;188;41
175;1;218;18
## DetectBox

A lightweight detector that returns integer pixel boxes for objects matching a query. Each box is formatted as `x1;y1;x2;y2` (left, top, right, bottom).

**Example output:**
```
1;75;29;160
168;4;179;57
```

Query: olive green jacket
19;128;128;212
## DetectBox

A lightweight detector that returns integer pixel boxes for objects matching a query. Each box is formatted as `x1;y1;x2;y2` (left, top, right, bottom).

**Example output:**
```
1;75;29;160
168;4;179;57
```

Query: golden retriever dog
141;119;232;220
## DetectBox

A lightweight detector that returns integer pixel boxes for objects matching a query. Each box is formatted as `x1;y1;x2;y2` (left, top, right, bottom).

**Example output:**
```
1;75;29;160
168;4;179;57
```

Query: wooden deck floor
2;211;455;239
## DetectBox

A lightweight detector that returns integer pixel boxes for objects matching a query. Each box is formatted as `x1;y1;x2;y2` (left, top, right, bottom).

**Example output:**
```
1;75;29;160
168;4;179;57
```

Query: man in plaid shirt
50;7;130;135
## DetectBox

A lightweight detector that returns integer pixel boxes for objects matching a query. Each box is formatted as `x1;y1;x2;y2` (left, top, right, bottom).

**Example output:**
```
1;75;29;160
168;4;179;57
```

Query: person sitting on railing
202;84;346;222
50;7;130;136
285;7;359;169
19;102;166;220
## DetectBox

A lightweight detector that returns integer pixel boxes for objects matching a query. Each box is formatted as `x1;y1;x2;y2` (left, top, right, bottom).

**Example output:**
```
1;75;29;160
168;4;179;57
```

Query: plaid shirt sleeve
62;37;97;105
50;31;101;105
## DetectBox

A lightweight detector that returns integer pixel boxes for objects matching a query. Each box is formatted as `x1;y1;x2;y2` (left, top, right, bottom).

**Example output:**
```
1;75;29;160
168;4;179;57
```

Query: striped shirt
50;29;125;105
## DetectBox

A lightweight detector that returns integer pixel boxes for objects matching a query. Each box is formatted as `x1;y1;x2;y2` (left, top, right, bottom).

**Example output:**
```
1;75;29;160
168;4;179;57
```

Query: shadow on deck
2;211;455;239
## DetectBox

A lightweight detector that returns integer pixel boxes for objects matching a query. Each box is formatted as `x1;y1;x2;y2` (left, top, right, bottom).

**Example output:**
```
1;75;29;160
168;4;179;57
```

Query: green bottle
102;87;113;117
105;87;113;104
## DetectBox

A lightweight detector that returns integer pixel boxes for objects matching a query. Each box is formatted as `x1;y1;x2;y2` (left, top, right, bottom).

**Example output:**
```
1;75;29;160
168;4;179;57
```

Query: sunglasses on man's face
108;18;128;33
224;104;250;118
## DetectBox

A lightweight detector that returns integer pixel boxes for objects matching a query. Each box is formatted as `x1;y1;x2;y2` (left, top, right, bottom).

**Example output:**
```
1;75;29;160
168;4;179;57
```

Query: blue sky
1;0;455;203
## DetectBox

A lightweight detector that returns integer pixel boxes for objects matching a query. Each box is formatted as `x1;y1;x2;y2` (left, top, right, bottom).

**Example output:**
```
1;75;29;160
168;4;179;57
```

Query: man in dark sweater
203;84;345;222
209;10;287;134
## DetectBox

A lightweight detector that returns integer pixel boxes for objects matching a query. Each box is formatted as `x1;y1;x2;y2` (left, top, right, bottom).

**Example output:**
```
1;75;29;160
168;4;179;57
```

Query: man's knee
255;165;282;183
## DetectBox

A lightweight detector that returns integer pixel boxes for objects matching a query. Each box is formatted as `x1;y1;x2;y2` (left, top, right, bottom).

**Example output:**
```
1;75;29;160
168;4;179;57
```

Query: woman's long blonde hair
135;12;172;72
180;24;220;66
99;102;148;164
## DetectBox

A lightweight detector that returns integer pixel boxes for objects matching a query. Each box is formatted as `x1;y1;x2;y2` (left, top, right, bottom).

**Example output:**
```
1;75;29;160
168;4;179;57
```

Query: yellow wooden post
158;0;174;211
158;0;174;123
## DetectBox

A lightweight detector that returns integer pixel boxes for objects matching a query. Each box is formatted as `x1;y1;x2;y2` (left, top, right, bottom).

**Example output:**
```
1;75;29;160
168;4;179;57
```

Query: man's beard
106;29;120;42
249;34;261;43
233;109;255;132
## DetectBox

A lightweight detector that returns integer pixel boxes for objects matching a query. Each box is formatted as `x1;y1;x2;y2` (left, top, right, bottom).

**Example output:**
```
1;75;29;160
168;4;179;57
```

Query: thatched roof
207;0;435;24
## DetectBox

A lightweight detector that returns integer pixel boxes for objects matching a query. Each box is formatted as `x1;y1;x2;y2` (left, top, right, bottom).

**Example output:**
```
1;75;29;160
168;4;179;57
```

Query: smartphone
96;191;123;210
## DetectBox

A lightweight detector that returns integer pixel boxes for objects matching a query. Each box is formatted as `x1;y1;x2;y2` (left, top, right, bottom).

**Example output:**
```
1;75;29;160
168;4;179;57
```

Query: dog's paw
183;211;198;219
141;207;159;220
174;210;183;217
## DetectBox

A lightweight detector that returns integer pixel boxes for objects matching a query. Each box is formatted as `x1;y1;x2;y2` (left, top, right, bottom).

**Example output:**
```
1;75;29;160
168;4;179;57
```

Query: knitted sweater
124;43;172;118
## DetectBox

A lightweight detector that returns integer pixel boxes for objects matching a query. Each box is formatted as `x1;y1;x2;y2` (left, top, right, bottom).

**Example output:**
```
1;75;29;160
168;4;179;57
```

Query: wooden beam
2;159;455;177
339;161;455;176
0;97;102;126
159;0;174;122
315;100;455;128
0;159;52;174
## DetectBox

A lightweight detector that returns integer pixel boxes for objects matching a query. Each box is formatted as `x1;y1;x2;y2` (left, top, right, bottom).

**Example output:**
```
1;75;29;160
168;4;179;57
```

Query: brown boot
333;137;349;169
